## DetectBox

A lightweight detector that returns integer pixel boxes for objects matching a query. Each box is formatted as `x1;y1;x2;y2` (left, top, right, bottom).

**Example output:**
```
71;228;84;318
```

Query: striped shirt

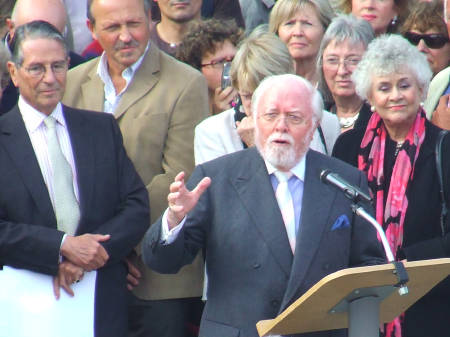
18;96;80;210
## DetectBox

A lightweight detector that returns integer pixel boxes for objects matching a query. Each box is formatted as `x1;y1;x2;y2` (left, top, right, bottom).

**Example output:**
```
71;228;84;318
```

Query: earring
391;15;398;25
370;105;375;112
420;102;424;107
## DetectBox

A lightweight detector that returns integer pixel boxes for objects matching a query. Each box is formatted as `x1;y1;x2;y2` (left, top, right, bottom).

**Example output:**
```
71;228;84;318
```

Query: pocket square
331;214;350;231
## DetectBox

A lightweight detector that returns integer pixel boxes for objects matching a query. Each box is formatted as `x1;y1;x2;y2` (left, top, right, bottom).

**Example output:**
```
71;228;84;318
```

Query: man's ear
87;19;97;40
7;61;18;87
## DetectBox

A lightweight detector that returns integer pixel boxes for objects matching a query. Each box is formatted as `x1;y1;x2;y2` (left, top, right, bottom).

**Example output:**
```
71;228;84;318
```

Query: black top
333;120;450;337
329;101;372;132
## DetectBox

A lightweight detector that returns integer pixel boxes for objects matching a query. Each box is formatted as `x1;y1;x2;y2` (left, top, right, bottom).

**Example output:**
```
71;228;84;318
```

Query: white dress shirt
96;43;149;113
18;96;80;209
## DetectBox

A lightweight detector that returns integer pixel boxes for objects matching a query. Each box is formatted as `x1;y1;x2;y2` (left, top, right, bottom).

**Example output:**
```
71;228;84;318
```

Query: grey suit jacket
63;43;209;300
142;148;385;337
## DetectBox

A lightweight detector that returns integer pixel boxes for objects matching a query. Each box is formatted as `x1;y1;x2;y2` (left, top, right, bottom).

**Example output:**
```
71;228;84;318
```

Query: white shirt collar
265;152;307;181
96;42;150;94
18;95;65;133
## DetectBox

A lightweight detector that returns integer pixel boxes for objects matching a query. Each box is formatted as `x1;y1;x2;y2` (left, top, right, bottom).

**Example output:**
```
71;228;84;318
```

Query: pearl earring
420;102;424;107
370;105;375;112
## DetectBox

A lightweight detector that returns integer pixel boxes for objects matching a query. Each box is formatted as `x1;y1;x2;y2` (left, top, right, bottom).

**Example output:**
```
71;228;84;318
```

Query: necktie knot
274;171;292;183
44;115;57;129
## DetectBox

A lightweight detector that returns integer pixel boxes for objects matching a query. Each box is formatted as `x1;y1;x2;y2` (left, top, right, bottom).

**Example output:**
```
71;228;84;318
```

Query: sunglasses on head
404;32;449;49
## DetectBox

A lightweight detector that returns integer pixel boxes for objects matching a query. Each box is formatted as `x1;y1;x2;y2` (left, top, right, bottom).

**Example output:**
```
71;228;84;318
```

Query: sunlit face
157;0;202;23
8;38;68;116
88;0;150;73
368;70;423;131
322;39;366;99
200;39;237;92
411;28;450;76
277;6;325;63
351;0;397;35
255;80;316;171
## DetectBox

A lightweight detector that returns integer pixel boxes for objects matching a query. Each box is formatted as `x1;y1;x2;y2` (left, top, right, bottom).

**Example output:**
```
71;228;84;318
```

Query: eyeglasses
260;112;307;125
21;60;68;78
323;57;361;69
404;32;449;49
201;57;233;69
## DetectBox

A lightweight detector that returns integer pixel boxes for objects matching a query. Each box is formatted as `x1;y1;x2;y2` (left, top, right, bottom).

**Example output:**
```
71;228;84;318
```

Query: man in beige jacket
63;0;209;336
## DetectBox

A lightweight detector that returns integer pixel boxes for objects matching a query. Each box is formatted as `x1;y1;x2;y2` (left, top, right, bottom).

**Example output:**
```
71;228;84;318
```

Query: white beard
256;131;311;170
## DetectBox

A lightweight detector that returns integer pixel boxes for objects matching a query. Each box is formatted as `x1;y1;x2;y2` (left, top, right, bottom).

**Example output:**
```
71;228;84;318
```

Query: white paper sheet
0;266;96;337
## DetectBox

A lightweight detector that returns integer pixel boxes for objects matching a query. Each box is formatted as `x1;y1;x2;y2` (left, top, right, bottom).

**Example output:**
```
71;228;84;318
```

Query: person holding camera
177;18;243;115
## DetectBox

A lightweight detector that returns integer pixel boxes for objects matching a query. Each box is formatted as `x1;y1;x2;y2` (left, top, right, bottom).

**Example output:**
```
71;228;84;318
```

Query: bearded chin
263;143;298;170
255;131;312;170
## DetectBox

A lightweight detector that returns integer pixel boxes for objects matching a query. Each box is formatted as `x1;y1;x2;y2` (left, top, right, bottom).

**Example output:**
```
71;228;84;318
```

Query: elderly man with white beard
142;74;385;337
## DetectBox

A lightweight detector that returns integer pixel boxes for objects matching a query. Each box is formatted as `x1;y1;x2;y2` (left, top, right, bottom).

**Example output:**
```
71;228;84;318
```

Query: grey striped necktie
44;116;80;235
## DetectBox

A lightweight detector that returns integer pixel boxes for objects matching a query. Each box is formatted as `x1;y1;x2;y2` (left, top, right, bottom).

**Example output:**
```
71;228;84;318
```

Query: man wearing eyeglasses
0;0;86;115
1;20;149;337
142;74;385;337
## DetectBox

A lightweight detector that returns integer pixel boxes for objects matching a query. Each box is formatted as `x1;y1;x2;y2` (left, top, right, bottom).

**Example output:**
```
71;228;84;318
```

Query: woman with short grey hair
333;34;449;337
317;14;374;132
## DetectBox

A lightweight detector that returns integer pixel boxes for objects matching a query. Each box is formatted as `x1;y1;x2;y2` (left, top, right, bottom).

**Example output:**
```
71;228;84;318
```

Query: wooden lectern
256;258;450;337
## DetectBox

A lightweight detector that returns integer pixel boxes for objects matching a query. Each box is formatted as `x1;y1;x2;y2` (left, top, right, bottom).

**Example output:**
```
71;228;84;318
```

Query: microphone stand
350;203;409;296
328;183;409;297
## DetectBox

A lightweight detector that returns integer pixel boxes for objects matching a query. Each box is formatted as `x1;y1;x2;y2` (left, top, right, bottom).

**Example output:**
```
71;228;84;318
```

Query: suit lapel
114;43;160;120
81;59;106;112
229;148;293;278
281;150;338;309
62;106;94;232
0;107;55;223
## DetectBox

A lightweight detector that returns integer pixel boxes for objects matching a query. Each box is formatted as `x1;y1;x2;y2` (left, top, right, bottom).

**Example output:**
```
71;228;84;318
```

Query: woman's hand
212;86;238;114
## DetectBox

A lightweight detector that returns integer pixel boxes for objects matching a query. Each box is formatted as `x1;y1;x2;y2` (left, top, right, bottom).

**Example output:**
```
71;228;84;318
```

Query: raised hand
213;86;238;114
167;171;211;229
431;94;450;130
60;234;110;271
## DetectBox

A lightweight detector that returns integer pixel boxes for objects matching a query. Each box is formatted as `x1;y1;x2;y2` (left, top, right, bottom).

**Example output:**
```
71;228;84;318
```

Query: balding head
8;0;67;38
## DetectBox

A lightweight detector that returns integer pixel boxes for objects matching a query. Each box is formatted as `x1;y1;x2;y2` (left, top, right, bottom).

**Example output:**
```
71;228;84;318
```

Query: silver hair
11;20;68;66
351;34;432;102
251;74;323;123
317;14;375;103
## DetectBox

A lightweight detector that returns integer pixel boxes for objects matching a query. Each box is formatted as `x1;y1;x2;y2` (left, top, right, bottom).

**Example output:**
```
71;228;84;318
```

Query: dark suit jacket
0;105;149;337
142;147;385;337
332;120;450;337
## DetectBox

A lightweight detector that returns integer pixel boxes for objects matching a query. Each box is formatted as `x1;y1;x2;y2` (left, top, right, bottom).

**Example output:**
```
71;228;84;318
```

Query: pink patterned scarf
357;109;427;337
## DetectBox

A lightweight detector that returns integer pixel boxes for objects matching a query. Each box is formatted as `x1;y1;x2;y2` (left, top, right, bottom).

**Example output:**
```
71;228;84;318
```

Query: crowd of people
0;0;449;337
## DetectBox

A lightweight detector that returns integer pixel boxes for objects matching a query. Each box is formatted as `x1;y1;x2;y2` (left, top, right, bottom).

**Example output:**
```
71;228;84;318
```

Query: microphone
320;169;409;295
320;169;372;204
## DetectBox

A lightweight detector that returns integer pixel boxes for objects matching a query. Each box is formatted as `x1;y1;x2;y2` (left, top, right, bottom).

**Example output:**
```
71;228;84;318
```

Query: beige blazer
63;43;209;300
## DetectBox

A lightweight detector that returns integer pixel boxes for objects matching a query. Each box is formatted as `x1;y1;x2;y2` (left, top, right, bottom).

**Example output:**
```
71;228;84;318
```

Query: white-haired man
142;74;384;337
